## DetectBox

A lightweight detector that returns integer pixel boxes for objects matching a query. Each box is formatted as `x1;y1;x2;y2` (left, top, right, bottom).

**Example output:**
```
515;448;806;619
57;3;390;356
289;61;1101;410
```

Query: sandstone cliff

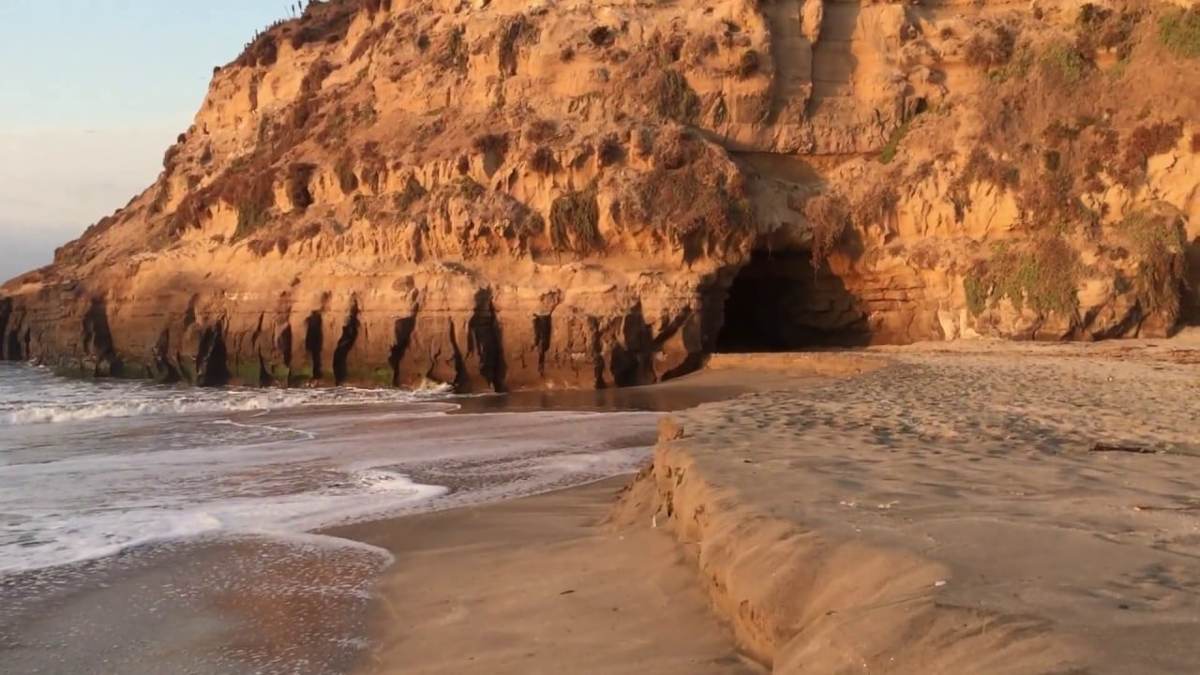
2;0;1197;390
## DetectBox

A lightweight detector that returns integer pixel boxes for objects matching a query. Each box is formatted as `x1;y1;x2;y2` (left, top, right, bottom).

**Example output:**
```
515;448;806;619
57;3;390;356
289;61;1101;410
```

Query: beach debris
1089;443;1158;454
560;589;576;596
652;515;657;529
934;580;948;588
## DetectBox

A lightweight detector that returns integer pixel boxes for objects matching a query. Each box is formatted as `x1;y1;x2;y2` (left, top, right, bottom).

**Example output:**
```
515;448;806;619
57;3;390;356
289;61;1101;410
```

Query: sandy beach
330;479;763;675
337;330;1200;675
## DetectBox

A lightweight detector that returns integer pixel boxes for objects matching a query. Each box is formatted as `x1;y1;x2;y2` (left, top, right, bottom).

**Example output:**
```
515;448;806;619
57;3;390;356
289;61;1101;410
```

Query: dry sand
622;329;1200;673
339;329;1200;675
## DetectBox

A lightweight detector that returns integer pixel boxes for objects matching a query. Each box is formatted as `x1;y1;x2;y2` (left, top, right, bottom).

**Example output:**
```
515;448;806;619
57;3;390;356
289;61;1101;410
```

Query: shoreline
339;330;1200;674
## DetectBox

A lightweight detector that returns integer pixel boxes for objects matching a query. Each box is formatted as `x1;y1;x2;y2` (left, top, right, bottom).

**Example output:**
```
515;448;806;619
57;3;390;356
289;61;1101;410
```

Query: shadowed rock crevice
152;328;181;382
388;315;417;386
304;311;324;381
332;300;361;385
0;298;12;360
467;289;505;391
196;322;231;386
81;299;121;376
532;314;552;376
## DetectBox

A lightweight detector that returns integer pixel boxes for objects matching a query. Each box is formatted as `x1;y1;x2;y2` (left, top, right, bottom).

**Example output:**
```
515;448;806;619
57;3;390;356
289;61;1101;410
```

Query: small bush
526;119;558;144
651;70;700;124
335;152;359;195
472;133;510;160
392;176;427;212
964;274;989;316
735;50;760;78
804;192;852;272
286;163;317;211
588;26;615;47
435;27;469;73
852;182;900;227
965;23;1017;69
1040;42;1091;85
1159;7;1200;58
529;146;560;174
549;189;602;252
949;148;1021;219
597;134;624;167
1076;5;1141;58
290;2;356;50
233;174;275;241
879;120;911;164
1116;206;1187;312
967;239;1080;316
1114;120;1183;186
499;15;537;76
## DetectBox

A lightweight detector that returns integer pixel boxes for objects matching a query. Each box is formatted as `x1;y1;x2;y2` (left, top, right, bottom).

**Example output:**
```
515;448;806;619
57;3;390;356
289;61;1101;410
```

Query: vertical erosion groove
468;289;505;391
389;316;417;386
0;298;12;361
333;300;361;385
305;311;324;380
196;323;230;386
532;314;552;376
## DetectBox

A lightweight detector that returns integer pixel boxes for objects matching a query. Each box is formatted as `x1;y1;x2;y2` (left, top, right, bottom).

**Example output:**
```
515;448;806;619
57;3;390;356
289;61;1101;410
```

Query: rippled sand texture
633;331;1200;674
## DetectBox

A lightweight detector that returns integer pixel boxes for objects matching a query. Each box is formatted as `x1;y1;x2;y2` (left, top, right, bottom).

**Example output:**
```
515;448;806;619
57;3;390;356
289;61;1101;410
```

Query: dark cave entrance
715;249;868;352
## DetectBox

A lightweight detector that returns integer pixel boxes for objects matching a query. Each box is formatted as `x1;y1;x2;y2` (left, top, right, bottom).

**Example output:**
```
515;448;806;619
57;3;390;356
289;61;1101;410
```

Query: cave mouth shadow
715;249;870;353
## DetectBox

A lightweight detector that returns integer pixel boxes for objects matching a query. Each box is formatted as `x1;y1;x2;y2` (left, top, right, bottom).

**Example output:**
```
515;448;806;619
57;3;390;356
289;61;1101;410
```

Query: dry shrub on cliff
349;19;393;63
529;146;560;174
948;148;1020;219
434;27;469;73
291;1;357;50
286;163;317;211
1039;41;1092;86
1159;6;1200;58
1113;120;1183;186
525;119;558;144
549;189;602;253
392;175;427;213
335;152;359;195
588;26;616;48
650;70;701;124
965;22;1017;69
231;172;276;241
472;133;510;161
1017;169;1092;229
359;142;388;193
499;15;538;76
235;34;278;68
852;181;900;230
596;134;625;167
735;49;760;78
653;128;703;170
804;192;852;272
1075;4;1141;57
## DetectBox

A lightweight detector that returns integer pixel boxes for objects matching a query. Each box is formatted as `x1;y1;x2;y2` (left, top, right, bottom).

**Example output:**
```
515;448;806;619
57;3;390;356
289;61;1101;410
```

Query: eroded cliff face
1;0;1197;390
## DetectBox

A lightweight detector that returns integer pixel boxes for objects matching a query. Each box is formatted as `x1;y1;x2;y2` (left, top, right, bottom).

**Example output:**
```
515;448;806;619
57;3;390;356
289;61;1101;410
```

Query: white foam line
210;419;319;440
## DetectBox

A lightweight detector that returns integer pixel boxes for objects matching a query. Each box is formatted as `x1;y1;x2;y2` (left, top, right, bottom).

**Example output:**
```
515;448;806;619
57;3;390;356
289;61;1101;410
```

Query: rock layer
2;0;1197;390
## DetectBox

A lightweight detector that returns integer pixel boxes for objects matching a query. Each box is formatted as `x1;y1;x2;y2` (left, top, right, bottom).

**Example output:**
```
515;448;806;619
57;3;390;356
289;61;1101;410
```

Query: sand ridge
620;330;1200;673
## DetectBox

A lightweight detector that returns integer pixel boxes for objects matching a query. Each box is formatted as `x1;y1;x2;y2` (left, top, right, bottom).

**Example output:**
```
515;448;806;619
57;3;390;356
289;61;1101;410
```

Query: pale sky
0;1;289;281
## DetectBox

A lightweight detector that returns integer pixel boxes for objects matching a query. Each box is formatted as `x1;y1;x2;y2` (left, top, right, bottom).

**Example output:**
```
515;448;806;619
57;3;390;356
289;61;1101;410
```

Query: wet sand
330;479;764;675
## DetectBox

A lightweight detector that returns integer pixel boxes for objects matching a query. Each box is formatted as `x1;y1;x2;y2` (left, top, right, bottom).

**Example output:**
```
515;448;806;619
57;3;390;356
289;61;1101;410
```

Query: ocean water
0;362;661;674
